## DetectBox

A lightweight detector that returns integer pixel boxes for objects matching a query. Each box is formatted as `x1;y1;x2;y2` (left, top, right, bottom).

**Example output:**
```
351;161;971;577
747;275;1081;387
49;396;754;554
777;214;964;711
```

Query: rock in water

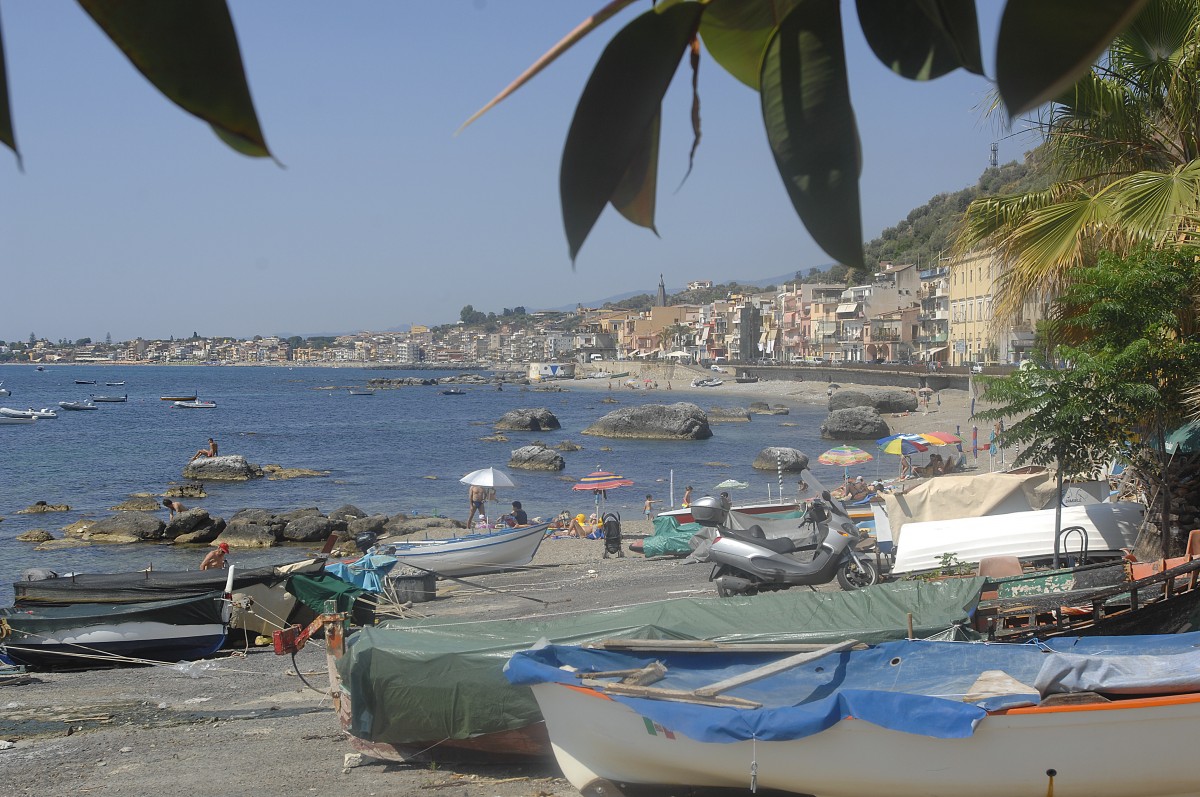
494;408;561;431
582;403;713;440
751;447;810;472
182;455;264;481
509;445;565;471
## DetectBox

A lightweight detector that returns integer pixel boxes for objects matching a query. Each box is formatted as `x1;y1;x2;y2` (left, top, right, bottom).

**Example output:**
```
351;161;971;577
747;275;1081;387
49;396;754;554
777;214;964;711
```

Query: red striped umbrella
572;471;634;517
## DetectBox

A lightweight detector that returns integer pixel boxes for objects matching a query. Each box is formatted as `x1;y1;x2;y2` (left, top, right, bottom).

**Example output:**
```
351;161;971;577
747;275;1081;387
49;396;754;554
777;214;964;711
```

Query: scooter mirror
821;490;832;502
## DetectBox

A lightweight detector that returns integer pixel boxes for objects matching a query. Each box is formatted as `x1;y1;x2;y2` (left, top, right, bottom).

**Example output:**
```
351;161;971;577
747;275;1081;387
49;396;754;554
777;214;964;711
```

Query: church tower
657;274;667;307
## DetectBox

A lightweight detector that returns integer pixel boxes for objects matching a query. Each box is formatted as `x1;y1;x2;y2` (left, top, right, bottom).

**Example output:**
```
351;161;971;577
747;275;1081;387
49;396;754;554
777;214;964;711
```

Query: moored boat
105;381;125;386
440;387;466;395
74;379;96;385
348;388;374;395
91;394;127;402
1;407;56;419
58;399;97;411
174;399;217;409
509;632;1200;797
0;415;36;425
160;393;198;401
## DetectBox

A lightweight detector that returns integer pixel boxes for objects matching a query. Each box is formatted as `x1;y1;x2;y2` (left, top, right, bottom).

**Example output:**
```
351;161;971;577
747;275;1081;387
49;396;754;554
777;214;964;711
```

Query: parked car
711;364;726;373
970;363;984;373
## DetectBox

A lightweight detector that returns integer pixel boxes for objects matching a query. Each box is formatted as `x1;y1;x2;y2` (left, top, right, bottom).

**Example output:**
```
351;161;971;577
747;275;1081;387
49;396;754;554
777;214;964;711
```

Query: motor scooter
691;492;880;596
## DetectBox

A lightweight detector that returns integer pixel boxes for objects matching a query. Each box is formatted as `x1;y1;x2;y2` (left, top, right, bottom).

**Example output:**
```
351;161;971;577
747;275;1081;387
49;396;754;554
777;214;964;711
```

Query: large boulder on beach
495;408;561;432
281;514;333;542
821;407;891;439
218;521;277;548
752;447;810;472
348;514;389;535
329;504;367;522
83;512;165;543
582;402;713;440
828;388;917;414
384;515;463;537
230;508;274;525
509;445;566;471
183;455;264;481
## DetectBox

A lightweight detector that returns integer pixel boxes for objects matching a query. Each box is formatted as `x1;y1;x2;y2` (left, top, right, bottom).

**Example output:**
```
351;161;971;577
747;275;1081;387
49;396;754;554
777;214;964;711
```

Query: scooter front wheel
836;558;878;591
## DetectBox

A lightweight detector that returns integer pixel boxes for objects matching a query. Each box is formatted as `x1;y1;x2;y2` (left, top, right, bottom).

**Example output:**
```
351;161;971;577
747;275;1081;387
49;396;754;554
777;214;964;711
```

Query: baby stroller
601;511;623;558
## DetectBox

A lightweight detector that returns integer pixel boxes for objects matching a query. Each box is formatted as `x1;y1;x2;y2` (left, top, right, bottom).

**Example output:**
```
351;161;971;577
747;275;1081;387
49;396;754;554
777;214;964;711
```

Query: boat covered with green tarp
335;577;985;762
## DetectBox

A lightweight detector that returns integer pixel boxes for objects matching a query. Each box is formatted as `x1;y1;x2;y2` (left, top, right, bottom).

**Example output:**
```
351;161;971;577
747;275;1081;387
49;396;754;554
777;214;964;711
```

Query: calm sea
0;364;864;601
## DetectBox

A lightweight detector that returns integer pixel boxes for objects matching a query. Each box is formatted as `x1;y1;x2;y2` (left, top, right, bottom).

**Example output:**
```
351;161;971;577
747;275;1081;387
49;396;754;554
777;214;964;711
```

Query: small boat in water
174;399;217;409
105;381;125;386
91;394;127;403
385;522;550;577
160;393;197;401
440;387;466;396
1;407;56;419
0;415;36;425
74;379;96;385
0;382;9;396
510;632;1200;797
58;400;98;411
348;388;375;396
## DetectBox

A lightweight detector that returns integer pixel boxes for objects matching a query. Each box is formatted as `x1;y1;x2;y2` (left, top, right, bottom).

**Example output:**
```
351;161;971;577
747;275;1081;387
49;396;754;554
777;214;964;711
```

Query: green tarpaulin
339;578;985;744
286;573;375;627
642;514;701;558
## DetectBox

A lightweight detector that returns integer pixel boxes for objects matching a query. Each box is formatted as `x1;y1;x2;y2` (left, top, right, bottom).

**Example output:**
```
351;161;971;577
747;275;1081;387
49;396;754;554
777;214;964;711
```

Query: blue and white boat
509;633;1200;797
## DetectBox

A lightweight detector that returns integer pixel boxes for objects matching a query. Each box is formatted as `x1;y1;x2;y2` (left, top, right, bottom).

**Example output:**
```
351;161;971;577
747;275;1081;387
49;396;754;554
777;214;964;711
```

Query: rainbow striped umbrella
818;446;874;481
876;434;930;456
916;431;962;446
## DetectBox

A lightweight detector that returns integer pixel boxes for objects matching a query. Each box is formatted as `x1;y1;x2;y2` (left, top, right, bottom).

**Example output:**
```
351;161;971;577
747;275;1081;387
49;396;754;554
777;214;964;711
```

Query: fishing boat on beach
509;631;1200;797
383;522;551;577
0;590;231;668
307;578;982;764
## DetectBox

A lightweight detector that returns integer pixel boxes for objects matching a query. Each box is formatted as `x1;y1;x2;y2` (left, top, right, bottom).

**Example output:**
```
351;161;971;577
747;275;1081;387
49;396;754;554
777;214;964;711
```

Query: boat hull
534;683;1200;797
0;592;227;668
388;522;549;576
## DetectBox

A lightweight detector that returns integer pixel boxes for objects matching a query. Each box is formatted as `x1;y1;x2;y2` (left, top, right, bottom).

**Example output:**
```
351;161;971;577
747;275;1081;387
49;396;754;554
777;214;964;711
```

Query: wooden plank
694;639;859;698
581;680;763;709
585;638;867;654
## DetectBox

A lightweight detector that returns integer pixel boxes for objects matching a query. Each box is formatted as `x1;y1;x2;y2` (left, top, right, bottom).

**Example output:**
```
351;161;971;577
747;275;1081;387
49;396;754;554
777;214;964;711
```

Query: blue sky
1;1;1038;343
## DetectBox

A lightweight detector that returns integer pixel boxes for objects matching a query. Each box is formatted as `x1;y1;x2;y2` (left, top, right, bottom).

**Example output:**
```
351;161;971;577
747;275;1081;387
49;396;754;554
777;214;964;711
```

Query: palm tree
957;0;1200;322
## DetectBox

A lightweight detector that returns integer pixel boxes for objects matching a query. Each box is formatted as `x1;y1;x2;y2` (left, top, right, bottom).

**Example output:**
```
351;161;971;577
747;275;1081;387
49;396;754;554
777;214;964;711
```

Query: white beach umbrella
459;467;518;488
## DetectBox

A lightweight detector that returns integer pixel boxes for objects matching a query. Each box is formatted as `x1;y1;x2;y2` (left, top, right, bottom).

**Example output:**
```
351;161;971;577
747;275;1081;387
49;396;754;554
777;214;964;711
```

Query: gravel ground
0;522;741;797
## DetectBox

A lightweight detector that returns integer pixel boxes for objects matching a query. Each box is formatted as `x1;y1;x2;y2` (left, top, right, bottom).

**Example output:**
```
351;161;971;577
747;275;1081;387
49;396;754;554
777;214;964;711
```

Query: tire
836;557;878;591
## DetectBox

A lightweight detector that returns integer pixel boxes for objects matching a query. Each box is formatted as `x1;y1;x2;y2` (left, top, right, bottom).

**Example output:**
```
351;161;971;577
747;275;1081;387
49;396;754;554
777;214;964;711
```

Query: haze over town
2;2;1037;343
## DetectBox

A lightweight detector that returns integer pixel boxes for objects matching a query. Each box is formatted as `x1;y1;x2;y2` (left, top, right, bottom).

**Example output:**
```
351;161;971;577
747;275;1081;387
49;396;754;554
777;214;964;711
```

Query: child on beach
644;494;659;520
682;486;692;507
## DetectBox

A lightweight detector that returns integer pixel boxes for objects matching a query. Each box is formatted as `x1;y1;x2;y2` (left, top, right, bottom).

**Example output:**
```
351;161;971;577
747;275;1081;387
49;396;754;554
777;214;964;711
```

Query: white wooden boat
511;633;1200;797
385;522;550;577
91;394;127;402
105;381;125;386
889;502;1144;575
173;399;217;409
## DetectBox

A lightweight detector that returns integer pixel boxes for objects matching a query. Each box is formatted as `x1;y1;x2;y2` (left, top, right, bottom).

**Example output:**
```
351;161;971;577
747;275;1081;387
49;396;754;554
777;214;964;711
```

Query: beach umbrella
715;478;749;490
459;467;518;489
572;470;634;517
914;431;962;446
818;445;874;481
875;434;930;456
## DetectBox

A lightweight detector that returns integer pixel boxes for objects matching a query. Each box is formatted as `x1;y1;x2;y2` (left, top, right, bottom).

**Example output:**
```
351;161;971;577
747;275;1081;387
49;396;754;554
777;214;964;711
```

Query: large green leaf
611;113;661;231
761;0;863;269
0;13;17;163
561;3;703;261
78;0;270;158
996;0;1150;116
699;0;802;90
855;0;983;80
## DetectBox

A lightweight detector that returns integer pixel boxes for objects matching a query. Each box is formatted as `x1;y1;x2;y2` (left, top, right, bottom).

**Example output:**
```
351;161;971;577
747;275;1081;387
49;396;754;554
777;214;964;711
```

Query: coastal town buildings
4;253;1042;369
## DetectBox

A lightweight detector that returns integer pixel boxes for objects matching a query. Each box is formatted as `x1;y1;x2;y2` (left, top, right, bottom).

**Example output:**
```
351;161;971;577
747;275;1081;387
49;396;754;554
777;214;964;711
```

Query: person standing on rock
190;437;218;462
467;483;486;528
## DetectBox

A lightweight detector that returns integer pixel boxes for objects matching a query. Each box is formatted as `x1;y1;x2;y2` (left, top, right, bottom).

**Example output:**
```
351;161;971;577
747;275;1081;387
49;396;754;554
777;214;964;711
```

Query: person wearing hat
200;542;230;570
566;513;591;538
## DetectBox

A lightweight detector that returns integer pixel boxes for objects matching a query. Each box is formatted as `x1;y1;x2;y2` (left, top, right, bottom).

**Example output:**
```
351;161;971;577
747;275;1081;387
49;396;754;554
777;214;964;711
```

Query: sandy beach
0;367;986;797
